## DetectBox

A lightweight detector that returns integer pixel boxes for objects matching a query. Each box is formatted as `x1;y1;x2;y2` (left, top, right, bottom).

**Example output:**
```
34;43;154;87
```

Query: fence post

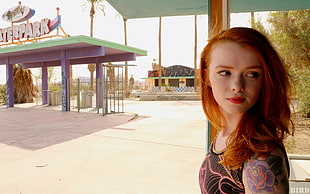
103;66;108;115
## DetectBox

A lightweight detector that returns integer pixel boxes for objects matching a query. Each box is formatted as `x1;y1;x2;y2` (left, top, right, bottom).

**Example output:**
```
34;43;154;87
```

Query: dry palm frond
13;64;36;103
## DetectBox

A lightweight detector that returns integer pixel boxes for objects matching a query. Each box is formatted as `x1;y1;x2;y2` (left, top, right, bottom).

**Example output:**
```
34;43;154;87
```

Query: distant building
143;65;197;92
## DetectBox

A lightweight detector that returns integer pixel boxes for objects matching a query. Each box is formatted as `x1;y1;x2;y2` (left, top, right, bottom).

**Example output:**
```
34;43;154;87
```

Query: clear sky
0;0;263;84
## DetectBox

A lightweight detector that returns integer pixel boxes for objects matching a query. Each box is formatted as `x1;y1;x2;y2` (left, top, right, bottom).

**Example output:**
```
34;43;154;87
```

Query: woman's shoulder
242;146;289;194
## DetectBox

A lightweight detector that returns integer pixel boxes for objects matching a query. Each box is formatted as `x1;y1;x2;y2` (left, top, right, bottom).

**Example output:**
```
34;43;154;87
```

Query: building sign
0;2;65;45
0;18;51;42
2;3;35;23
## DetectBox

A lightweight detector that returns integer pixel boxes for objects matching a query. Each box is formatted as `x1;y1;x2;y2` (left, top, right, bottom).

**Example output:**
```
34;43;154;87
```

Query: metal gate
67;64;125;114
102;64;124;115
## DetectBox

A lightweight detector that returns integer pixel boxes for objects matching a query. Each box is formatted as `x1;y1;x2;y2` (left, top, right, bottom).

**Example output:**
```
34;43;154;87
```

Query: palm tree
251;12;255;27
194;15;198;91
84;0;105;90
13;64;36;103
158;17;163;91
123;18;129;97
86;0;105;37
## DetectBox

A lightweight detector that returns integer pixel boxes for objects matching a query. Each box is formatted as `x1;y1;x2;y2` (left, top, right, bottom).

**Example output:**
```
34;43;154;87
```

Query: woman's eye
246;72;260;78
218;70;231;76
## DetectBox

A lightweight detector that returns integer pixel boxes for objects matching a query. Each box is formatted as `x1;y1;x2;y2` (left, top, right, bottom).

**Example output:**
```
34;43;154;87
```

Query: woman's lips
227;97;245;104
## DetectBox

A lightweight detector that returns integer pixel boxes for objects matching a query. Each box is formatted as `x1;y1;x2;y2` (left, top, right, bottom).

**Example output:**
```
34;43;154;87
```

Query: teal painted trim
107;0;310;19
206;120;211;153
107;0;208;19
0;35;147;56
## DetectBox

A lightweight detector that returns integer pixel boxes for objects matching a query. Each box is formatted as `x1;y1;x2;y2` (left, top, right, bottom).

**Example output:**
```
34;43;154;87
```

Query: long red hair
200;27;294;169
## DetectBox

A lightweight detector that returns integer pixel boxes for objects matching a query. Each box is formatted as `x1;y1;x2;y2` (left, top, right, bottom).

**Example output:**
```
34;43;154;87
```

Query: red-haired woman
199;27;294;194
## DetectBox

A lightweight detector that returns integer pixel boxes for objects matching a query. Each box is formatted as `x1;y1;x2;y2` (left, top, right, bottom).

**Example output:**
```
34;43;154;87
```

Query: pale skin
209;40;289;193
209;40;263;151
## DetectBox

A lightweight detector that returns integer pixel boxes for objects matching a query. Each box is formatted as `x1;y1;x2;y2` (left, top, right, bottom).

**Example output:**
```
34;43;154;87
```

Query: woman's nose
232;75;245;92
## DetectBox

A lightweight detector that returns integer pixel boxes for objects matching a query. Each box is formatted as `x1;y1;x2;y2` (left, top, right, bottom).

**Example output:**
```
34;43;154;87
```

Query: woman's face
208;41;264;118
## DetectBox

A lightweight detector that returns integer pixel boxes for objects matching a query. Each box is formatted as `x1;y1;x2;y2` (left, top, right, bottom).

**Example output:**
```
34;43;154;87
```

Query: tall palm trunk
251;12;255;27
88;3;96;90
158;17;162;90
194;15;198;91
90;4;95;37
123;18;129;97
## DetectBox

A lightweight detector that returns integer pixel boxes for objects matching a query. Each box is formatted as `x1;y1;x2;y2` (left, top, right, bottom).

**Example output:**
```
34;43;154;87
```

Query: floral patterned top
199;143;245;194
199;143;290;194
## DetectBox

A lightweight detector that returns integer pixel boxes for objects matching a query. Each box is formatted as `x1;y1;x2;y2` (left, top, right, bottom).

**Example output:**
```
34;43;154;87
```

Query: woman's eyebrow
245;66;263;70
214;65;233;69
214;65;262;69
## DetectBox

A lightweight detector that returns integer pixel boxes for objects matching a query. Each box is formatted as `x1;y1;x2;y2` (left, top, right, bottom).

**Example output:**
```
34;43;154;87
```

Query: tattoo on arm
245;155;289;193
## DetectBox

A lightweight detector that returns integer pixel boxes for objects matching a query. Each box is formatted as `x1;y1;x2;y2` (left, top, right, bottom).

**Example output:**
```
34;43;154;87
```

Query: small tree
268;10;310;117
253;10;310;117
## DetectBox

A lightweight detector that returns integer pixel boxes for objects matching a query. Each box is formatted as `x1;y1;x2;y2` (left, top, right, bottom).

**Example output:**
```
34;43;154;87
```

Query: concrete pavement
1;100;309;194
0;101;207;194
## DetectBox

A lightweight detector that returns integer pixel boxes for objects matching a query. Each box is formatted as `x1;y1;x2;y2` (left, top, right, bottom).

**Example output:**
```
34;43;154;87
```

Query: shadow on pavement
0;106;146;151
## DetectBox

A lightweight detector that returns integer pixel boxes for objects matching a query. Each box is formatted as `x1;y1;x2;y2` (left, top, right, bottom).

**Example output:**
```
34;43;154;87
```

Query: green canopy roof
0;35;146;57
107;0;310;19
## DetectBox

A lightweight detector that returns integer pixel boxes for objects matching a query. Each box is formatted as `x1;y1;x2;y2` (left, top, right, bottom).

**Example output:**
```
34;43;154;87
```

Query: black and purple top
199;143;245;194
